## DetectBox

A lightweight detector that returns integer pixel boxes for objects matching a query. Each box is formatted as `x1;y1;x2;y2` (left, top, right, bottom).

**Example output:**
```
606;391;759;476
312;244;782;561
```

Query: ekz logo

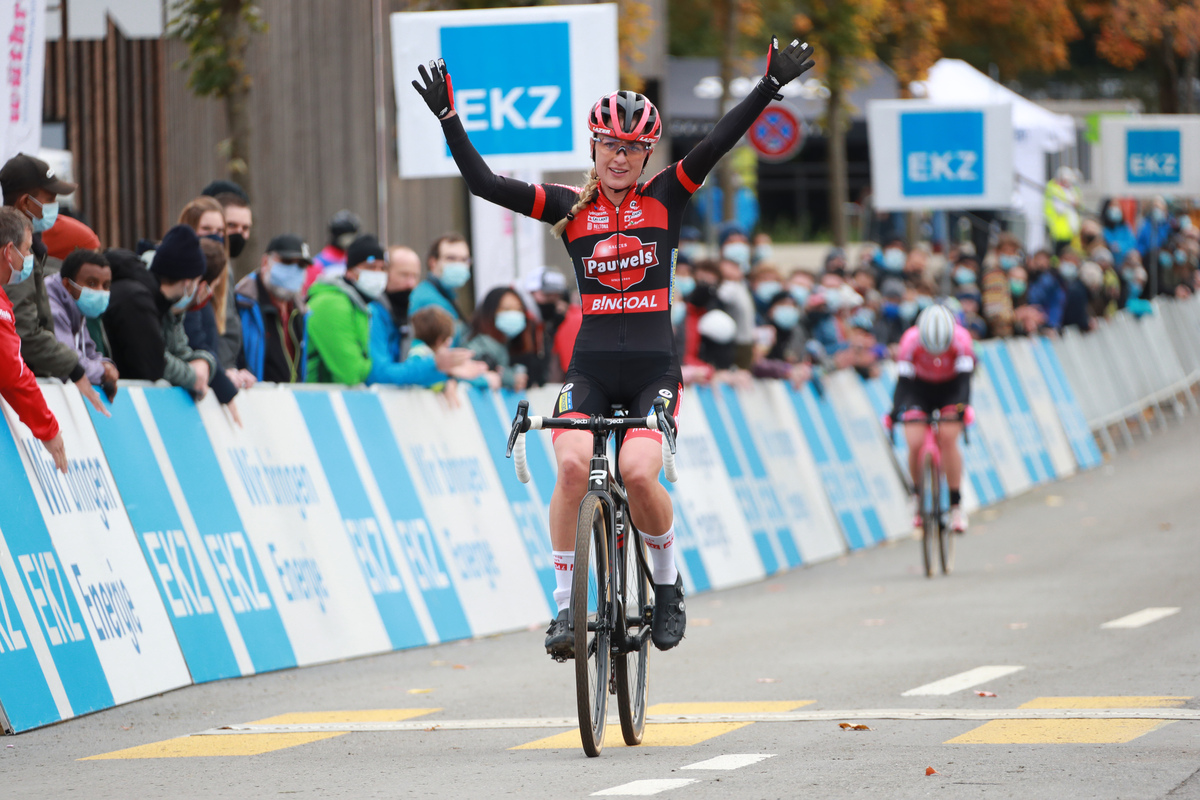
441;21;573;155
1127;129;1181;184
900;111;985;197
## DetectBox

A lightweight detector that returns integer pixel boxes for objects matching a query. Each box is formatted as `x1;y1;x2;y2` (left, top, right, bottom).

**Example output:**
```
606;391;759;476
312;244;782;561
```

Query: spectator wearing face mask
1120;251;1153;317
750;291;811;388
902;247;928;287
875;278;908;347
751;232;775;268
0;207;66;472
104;225;218;398
409;233;473;344
366;245;479;389
979;252;1014;339
306;234;390;386
47;249;117;401
466;286;532;391
951;255;979;292
749;264;784;324
519;267;570;386
201;179;252;371
235;233;312;383
1024;249;1064;330
306;209;361;292
716;245;757;369
1059;255;1092;332
718;225;752;275
0;153;109;418
183;239;242;406
680;259;737;382
1101;199;1135;264
1137;196;1173;267
846;305;884;377
876;238;906;280
677;226;705;266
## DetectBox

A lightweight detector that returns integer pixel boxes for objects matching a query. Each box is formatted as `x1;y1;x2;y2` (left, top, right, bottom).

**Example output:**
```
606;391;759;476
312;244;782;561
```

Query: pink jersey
895;324;975;383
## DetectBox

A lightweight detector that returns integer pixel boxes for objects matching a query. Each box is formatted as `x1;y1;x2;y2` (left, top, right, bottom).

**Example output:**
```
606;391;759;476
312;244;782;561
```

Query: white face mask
355;268;388;300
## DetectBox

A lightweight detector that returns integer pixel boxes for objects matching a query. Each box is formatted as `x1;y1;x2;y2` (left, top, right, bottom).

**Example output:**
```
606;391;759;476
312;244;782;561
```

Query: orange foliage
944;0;1080;76
1085;0;1200;70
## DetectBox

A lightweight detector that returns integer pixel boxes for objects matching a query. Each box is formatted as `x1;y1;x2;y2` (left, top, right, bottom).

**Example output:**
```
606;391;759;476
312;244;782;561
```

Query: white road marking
901;666;1025;696
1101;607;1181;629
681;753;775;770
193;706;1200;736
593;779;698;796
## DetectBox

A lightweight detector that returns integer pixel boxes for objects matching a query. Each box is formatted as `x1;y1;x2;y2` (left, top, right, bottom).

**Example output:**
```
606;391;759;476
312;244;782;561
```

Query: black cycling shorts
899;378;968;420
552;353;682;442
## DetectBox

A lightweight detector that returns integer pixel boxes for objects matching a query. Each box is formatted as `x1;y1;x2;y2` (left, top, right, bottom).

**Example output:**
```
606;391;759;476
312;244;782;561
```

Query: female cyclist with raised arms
412;38;814;658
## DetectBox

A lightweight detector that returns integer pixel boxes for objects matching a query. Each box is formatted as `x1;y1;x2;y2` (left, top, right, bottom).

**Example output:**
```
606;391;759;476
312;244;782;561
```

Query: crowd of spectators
2;142;1197;471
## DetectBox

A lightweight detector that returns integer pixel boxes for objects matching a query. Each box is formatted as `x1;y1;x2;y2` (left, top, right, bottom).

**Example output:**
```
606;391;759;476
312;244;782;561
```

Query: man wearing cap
306;234;390;385
234;233;312;383
103;225;217;397
521;266;570;385
0;152;108;417
0;206;67;473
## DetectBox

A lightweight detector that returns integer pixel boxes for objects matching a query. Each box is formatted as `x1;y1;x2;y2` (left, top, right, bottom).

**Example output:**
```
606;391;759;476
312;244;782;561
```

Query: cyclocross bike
506;397;678;757
891;408;967;578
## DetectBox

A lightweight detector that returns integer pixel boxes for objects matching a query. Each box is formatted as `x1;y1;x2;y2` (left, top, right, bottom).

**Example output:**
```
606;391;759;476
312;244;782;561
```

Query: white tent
913;59;1077;252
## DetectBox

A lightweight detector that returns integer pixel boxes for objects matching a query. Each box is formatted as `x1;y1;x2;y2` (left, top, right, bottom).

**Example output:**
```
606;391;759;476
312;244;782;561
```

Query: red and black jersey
441;83;775;366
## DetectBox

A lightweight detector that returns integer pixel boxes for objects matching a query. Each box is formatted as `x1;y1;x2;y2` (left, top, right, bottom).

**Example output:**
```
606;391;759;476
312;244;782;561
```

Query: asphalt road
4;414;1200;799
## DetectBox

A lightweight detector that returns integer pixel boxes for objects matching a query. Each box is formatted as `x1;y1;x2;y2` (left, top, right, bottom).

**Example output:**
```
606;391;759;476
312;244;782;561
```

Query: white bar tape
528;416;544;430
661;436;678;483
513;433;531;484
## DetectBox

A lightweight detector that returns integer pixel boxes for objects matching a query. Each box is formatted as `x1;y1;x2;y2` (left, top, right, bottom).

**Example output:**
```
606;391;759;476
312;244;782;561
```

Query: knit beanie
150;225;205;281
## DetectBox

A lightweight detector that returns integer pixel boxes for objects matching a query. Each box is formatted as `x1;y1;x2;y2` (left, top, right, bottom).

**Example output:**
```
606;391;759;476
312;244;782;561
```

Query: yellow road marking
946;719;1175;744
1019;697;1190;709
248;709;440;725
81;733;345;760
648;701;814;715
948;697;1191;744
510;722;752;750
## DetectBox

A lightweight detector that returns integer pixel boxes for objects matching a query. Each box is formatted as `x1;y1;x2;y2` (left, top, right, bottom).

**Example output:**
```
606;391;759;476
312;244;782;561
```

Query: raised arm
414;60;575;224
680;37;814;188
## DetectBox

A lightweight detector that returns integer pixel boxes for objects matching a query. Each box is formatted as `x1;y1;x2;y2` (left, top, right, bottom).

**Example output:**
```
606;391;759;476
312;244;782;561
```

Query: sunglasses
593;136;651;156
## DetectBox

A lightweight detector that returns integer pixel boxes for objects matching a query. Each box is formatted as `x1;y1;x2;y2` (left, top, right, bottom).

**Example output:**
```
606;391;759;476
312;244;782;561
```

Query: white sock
552;550;574;612
641;528;678;585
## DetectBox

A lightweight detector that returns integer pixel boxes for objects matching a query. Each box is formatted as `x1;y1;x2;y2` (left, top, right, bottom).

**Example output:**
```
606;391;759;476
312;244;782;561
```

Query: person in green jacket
306;234;389;385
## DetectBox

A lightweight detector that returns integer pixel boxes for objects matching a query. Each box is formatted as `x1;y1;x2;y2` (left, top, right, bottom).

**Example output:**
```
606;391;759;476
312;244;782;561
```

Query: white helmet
917;304;956;355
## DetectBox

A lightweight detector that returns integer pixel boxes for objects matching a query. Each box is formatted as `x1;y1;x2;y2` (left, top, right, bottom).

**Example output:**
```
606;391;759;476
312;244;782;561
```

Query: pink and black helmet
588;91;662;145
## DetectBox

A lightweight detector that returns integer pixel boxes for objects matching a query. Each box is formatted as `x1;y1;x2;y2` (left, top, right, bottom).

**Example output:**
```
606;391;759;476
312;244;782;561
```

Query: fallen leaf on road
975;691;997;697
452;664;468;670
691;617;713;627
756;678;779;684
1046;495;1064;507
121;724;133;730
423;725;440;732
408;688;434;694
926;767;938;776
1160;522;1172;531
851;724;871;730
1006;622;1028;630
839;722;853;729
430;660;448;667
767;584;785;593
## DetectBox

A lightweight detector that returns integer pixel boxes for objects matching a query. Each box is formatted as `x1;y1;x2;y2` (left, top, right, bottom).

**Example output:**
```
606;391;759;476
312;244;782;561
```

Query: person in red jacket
0;207;66;472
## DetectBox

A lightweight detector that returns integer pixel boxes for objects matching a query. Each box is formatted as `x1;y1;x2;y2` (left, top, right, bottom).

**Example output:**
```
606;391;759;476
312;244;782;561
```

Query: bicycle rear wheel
615;517;650;746
573;494;610;757
921;454;938;579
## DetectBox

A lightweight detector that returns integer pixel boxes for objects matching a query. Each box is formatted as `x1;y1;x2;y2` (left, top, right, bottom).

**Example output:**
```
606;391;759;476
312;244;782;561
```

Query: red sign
748;103;804;163
583;233;658;291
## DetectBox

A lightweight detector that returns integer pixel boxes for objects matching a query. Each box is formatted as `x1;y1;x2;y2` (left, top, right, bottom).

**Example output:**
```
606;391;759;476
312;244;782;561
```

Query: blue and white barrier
0;336;1139;733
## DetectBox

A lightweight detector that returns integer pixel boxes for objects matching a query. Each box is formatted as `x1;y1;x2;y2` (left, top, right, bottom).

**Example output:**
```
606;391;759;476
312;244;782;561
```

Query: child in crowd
404;306;493;400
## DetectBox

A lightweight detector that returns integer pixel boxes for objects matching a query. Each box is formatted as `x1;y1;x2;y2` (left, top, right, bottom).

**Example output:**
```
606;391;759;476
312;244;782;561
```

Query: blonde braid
551;167;600;238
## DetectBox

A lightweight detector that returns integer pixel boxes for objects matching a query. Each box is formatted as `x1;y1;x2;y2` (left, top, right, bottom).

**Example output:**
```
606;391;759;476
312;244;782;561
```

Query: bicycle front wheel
615;521;650;746
921;454;939;579
573;494;610;757
939;495;956;575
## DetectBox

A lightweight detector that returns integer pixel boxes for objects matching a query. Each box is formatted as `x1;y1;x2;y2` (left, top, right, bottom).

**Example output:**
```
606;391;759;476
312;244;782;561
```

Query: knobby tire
573;494;610;757
615;513;650;746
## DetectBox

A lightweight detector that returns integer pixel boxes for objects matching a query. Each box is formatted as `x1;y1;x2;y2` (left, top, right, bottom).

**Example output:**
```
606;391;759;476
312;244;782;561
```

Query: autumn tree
941;0;1080;79
1085;0;1200;112
168;0;267;202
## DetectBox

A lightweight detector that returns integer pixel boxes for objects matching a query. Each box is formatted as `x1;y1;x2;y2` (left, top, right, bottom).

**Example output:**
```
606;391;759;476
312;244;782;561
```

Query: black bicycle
506;397;678;757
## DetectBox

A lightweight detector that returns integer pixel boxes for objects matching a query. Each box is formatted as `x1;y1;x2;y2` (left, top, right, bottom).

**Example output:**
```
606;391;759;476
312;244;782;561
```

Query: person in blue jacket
1026;248;1067;331
1136;196;1173;263
408;232;472;344
1101;199;1136;264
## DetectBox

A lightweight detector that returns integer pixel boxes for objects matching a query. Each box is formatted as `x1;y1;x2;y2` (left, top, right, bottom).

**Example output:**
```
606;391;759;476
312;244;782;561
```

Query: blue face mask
754;280;782;303
722;242;751;271
670;301;687;327
675;275;696;299
494;309;527;338
172;282;197;312
851;309;875;330
267;261;306;295
770;304;801;330
1159;250;1174;268
1059;262;1079;281
882;248;906;272
789;285;810;306
1152;207;1167;223
999;254;1020;271
440;261;471;289
916;294;933;311
953;267;976;286
69;280;110;318
1107;205;1124;224
29;199;59;233
899;300;919;322
1175;249;1188;265
7;248;32;285
679;243;704;263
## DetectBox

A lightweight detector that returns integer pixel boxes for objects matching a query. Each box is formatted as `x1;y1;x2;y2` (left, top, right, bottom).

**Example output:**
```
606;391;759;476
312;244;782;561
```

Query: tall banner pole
2;0;45;162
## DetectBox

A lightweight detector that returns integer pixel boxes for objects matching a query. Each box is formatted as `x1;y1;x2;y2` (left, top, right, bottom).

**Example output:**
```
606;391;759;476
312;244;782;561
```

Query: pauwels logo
583;233;658;292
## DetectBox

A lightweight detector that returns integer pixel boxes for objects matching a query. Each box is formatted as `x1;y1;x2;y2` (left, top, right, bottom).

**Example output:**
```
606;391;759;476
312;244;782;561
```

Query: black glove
412;59;456;119
758;36;816;100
